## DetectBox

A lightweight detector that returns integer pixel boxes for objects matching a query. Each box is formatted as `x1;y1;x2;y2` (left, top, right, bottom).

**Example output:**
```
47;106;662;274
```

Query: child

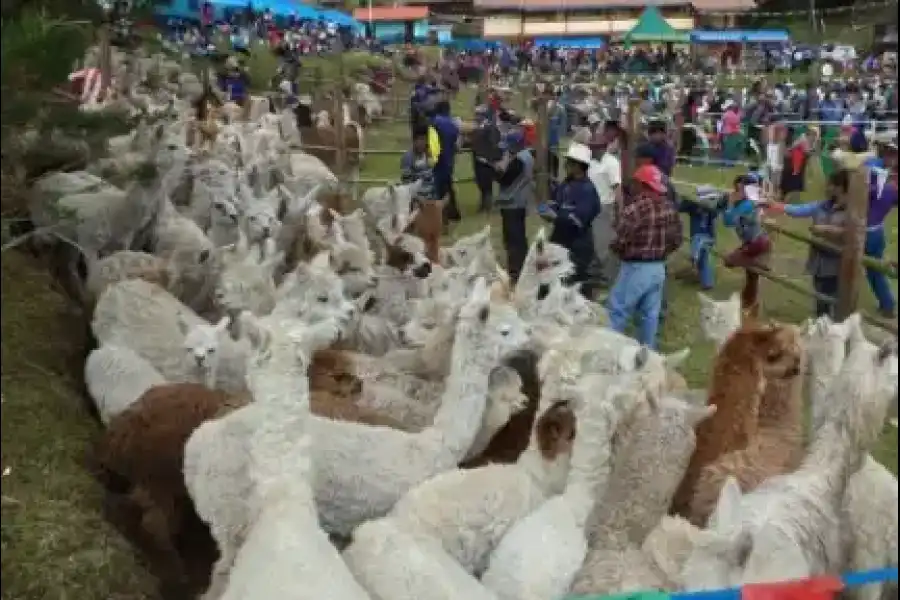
766;170;849;317
723;172;772;312
679;185;726;290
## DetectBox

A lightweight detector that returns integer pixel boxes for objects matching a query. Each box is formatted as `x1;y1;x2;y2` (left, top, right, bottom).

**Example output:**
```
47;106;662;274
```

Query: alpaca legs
131;486;187;586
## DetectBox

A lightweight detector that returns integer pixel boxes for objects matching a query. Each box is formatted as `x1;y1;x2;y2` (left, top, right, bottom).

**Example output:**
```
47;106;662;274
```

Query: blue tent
533;37;605;49
690;29;790;43
319;8;362;29
260;0;320;18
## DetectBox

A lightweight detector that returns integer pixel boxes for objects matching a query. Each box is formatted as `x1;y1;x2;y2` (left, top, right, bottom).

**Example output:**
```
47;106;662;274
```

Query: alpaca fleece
672;323;804;523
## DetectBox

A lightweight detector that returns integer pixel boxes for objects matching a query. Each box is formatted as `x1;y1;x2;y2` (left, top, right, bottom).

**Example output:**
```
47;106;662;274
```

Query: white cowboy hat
566;142;592;165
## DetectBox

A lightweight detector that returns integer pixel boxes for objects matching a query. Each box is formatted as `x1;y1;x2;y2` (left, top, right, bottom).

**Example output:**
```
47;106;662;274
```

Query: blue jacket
549;176;601;255
723;197;766;245
430;114;459;181
679;198;719;239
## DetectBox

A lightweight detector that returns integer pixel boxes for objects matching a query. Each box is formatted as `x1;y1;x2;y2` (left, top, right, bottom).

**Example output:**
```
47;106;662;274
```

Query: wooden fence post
535;87;551;208
334;55;348;179
624;97;642;180
835;165;871;320
98;22;113;99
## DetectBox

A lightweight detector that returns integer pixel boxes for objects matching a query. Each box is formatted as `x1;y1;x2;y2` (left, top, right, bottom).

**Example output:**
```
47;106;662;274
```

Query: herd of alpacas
21;51;900;600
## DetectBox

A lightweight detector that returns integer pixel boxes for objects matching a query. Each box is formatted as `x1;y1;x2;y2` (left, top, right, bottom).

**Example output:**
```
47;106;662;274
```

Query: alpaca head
381;225;432;280
643;515;704;586
442;225;494;270
215;234;283;318
331;208;370;255
535;280;603;327
697;291;741;348
275;251;356;332
679;477;754;590
326;219;377;298
802;313;863;431
239;311;341;380
210;193;243;228
457;277;531;364
734;322;805;381
825;335;898;451
178;314;230;381
520;228;575;288
400;295;455;347
534;400;578;468
243;200;282;247
486;365;528;420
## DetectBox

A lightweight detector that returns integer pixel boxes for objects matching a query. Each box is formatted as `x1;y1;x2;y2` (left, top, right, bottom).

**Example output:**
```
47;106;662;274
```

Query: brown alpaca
300;122;361;171
685;327;806;525
414;199;443;264
671;323;805;524
94;384;247;586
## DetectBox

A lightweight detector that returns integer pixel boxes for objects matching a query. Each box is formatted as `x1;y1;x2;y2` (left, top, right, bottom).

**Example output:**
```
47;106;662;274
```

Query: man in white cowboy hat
537;142;601;297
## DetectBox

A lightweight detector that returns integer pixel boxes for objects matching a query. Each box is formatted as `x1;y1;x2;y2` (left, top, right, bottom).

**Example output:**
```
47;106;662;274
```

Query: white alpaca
92;279;247;392
311;277;531;536
184;258;358;600
512;228;574;314
696;291;742;349
347;392;576;584
569;395;717;595
154;195;215;261
681;338;898;589
178;315;233;389
804;314;898;600
214;313;369;600
481;362;675;600
84;344;167;424
343;518;497;600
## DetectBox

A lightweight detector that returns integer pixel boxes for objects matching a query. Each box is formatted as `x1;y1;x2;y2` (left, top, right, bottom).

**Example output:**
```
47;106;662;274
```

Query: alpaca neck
800;420;860;502
425;322;494;467
516;438;571;498
247;355;314;507
758;360;805;431
419;322;456;378
562;404;620;527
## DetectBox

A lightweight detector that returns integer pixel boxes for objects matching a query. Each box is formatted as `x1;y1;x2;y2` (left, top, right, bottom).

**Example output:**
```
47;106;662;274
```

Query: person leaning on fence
679;185;726;291
539;143;601;298
864;135;898;318
471;105;502;214
429;99;461;225
400;127;436;208
493;130;535;284
766;170;851;318
722;172;772;314
607;164;683;349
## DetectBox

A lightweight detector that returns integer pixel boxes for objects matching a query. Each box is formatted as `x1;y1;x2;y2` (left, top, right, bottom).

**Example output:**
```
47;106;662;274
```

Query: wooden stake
334;49;347;178
835;165;870;320
624;97;642;180
535;86;550;207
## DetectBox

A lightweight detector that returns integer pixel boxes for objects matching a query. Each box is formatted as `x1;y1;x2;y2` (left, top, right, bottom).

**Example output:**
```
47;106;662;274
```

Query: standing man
471;105;502;213
494;130;535;284
587;123;623;286
608;164;683;348
430;99;461;224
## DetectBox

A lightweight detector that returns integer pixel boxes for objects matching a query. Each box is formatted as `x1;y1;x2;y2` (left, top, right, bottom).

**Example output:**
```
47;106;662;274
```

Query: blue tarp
533;37;605;49
690;29;790;43
261;0;320;18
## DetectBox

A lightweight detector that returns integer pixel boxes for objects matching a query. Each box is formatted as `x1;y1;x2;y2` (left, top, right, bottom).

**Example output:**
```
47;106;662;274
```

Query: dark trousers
473;159;495;212
813;276;839;318
435;177;461;222
501;208;528;283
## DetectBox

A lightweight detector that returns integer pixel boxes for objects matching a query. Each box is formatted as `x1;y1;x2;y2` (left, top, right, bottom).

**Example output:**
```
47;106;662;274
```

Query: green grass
354;85;899;473
0;253;160;600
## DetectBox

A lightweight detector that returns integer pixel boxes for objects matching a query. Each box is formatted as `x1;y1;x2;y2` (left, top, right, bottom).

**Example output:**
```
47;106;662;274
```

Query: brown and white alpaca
685;324;806;526
671;322;805;525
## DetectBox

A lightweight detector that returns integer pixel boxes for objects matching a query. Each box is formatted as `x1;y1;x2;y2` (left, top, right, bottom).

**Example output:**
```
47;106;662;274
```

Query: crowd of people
404;75;898;350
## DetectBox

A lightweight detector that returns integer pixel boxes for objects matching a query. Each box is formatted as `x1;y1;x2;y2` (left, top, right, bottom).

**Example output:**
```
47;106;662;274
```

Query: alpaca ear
697;291;713;306
176;312;190;336
214;315;231;332
710;476;743;533
686;403;717;428
239;311;270;354
664;347;690;370
468;276;490;306
634;346;651;370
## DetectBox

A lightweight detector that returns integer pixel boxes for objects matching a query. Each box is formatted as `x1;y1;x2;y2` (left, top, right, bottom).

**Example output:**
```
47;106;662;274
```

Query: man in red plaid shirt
607;164;683;348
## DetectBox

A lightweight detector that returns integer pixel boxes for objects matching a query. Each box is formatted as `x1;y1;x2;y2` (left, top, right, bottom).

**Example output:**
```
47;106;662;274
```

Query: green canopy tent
622;6;690;46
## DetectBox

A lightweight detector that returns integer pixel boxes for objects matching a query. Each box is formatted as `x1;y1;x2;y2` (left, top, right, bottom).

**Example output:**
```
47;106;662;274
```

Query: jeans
865;226;895;312
607;261;667;349
813;276;839;318
501;208;528;283
473;159;495;212
691;234;714;289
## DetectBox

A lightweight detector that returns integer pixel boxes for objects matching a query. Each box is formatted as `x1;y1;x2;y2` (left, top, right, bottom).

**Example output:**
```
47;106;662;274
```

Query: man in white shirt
587;124;622;284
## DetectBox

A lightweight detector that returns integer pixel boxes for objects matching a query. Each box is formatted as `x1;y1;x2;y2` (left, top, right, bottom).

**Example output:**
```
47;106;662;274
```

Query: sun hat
633;164;667;194
565;142;593;166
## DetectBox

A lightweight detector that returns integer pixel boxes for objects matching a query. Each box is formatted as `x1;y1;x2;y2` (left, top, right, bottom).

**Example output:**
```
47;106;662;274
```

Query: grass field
0;80;896;599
